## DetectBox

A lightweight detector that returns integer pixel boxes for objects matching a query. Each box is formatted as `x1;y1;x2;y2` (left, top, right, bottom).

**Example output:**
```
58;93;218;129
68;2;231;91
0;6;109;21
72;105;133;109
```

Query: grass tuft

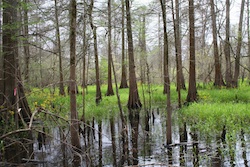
27;82;250;135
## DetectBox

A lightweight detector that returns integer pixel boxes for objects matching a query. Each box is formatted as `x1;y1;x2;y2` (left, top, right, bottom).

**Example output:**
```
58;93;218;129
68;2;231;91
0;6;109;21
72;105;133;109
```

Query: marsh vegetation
1;83;249;166
1;0;250;166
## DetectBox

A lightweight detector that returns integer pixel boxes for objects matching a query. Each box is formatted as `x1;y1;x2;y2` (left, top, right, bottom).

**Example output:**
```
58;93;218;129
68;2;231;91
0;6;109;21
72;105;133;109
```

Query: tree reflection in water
2;109;250;166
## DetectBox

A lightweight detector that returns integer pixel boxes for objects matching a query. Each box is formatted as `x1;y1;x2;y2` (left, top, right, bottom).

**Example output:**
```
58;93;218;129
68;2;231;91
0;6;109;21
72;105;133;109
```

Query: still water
29;110;250;167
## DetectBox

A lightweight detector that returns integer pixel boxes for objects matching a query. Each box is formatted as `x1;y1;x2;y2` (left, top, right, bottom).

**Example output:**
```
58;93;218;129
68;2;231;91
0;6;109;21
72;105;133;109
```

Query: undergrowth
179;81;250;140
27;84;174;121
27;82;250;134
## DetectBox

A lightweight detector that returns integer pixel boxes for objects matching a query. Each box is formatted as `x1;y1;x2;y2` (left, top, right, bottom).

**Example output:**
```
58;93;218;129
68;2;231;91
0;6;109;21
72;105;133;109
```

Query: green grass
27;84;172;121
198;85;250;103
27;82;250;134
179;82;250;139
179;102;250;133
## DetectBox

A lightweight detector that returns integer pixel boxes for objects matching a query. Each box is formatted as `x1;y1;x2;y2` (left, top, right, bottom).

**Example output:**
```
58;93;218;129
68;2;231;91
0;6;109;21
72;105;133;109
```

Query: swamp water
3;109;250;166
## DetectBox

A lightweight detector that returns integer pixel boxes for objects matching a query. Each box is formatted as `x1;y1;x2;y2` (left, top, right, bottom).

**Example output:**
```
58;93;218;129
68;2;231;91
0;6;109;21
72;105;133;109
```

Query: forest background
1;0;247;92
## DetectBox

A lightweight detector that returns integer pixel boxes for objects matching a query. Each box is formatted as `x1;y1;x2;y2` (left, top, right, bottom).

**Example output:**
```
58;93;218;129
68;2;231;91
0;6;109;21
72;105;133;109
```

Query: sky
130;0;243;48
133;0;153;6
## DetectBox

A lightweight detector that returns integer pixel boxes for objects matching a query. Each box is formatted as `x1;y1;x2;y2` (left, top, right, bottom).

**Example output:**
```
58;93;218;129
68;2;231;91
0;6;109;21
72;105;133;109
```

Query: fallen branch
28;109;39;129
0;129;31;140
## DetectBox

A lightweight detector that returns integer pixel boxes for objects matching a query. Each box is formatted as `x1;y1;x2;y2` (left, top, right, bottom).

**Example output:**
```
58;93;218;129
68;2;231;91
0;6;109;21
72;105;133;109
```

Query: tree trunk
210;0;225;87
160;0;172;145
225;0;232;87
125;0;141;165
158;12;163;82
125;0;142;109
69;0;81;166
89;0;102;104
54;0;65;96
171;0;181;108
2;0;32;163
106;0;114;96
186;0;197;102
3;0;18;111
82;9;87;89
81;0;87;135
161;1;170;96
139;14;147;85
23;0;30;83
120;0;128;89
3;0;31;120
175;0;186;90
233;0;245;87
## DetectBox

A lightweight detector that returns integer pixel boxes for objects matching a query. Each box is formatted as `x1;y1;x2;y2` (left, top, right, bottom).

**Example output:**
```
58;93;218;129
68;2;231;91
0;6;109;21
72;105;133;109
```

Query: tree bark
23;0;30;83
186;0;197;102
54;0;65;96
69;0;81;165
3;0;31;120
160;0;172;145
158;12;163;82
81;0;87;135
106;0;114;96
161;1;170;96
119;0;129;89
210;0;225;87
126;0;142;109
175;0;186;90
139;14;147;85
171;0;181;108
125;0;141;165
233;0;245;87
224;0;232;88
82;5;87;89
225;0;232;87
3;0;18;111
89;0;102;104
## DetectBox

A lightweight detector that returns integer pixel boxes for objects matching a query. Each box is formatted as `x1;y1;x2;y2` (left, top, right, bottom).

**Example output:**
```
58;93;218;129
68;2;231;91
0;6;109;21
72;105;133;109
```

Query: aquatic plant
179;102;250;139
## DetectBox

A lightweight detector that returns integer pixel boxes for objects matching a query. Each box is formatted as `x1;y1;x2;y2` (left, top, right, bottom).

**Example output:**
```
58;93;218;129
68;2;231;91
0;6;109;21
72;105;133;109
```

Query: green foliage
198;85;250;103
179;83;250;141
27;82;250;140
20;1;33;11
27;84;175;122
99;58;108;83
180;103;250;128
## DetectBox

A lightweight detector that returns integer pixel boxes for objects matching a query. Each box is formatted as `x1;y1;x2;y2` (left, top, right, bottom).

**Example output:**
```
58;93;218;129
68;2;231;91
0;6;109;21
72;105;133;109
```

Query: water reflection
98;120;102;167
3;109;250;166
129;110;139;165
110;117;117;167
